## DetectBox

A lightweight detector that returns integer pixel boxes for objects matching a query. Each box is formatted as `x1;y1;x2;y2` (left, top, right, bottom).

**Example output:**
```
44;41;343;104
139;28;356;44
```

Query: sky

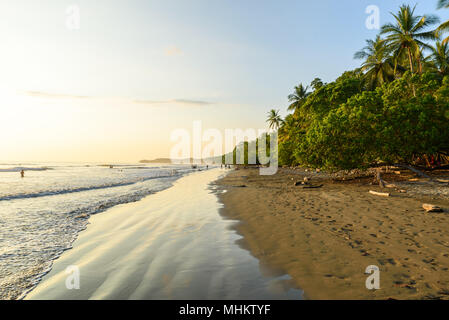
1;0;448;163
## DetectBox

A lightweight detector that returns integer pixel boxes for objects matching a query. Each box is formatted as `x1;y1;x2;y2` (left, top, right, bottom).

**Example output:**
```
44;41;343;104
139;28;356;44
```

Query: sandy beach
25;169;302;300
22;166;449;300
216;167;449;300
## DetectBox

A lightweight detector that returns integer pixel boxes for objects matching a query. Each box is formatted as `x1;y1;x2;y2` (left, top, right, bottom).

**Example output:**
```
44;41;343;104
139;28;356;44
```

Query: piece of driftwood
303;184;324;189
394;163;432;180
416;164;449;171
385;183;397;188
422;204;443;212
376;169;386;188
369;190;390;197
74;213;89;219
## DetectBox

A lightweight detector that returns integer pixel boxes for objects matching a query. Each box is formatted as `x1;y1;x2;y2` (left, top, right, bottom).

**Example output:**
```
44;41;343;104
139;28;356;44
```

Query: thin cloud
134;99;214;106
24;91;90;99
23;90;214;107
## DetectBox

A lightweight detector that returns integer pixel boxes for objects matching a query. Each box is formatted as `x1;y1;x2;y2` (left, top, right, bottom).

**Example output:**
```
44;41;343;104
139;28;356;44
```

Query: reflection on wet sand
26;169;303;300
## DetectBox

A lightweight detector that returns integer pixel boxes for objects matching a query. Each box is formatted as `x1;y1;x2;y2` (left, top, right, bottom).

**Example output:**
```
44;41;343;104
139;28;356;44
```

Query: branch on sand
394;163;433;180
369;190;390;197
376;169;387;188
375;168;396;188
423;204;443;212
303;184;324;189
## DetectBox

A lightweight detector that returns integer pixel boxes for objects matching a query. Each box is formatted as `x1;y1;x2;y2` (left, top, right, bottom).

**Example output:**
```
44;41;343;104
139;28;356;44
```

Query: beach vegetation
275;2;449;170
266;109;284;130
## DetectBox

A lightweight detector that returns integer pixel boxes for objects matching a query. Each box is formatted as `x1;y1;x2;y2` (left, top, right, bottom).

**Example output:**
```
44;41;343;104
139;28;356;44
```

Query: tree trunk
407;47;417;97
407;47;414;74
418;54;423;74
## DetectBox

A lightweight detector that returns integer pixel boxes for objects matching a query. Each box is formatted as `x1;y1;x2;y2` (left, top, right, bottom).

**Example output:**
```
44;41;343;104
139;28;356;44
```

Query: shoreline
6;167;191;300
26;168;302;300
216;167;449;299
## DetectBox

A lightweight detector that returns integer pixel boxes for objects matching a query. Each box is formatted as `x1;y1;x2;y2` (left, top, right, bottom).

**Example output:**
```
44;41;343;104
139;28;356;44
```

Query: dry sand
216;167;449;300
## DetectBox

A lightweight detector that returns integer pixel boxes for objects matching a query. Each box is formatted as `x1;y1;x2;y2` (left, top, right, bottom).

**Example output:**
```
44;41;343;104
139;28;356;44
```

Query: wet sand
26;169;302;300
216;168;449;300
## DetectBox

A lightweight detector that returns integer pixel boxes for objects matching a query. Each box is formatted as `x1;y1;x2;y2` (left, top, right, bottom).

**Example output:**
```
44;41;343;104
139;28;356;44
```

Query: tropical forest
264;2;449;171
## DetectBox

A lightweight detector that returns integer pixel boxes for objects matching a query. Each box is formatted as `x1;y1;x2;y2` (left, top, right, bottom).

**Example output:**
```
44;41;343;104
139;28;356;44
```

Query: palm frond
438;0;449;9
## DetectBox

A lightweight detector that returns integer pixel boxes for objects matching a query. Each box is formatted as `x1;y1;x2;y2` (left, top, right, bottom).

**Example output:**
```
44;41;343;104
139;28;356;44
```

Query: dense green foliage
293;72;449;169
275;3;449;170
222;134;273;165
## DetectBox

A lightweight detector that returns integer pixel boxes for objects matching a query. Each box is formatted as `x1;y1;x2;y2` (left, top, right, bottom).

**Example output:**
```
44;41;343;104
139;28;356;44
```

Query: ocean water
25;169;303;300
0;162;200;299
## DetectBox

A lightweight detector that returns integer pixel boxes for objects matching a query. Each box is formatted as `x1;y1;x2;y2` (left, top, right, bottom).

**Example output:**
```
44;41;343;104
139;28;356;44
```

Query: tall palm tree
310;78;324;91
429;41;449;75
381;4;439;74
266;109;283;130
437;1;449;44
354;35;395;89
287;84;310;112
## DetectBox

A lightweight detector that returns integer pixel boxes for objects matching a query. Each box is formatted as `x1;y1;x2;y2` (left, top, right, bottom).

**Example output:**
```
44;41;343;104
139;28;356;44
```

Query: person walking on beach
20;170;25;178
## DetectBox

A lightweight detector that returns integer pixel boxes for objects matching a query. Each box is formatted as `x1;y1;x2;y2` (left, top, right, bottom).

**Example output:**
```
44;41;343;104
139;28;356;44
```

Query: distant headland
139;158;173;164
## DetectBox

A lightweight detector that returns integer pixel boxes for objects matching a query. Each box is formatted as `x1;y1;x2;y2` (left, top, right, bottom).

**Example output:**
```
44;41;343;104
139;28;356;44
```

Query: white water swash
0;162;197;299
25;168;303;300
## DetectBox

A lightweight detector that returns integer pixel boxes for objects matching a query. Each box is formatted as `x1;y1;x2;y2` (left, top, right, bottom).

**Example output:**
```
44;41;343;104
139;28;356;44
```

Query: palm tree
310;78;324;91
437;1;449;44
354;35;395;89
278;114;298;142
266;109;283;130
287;84;310;112
429;41;449;75
381;5;439;74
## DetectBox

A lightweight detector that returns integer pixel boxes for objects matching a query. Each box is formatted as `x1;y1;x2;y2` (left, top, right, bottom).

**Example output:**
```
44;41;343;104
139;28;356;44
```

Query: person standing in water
20;170;25;178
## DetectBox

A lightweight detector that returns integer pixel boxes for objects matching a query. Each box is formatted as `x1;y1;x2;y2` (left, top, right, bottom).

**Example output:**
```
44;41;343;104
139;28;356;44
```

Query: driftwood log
395;164;449;184
303;184;324;189
394;163;433;180
376;169;386;188
369;190;390;197
422;204;443;212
